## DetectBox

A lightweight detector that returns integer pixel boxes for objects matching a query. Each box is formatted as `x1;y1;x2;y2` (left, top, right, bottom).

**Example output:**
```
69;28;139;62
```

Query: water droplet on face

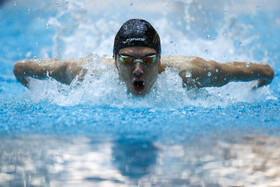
246;62;250;68
45;24;49;28
185;72;192;78
208;72;211;76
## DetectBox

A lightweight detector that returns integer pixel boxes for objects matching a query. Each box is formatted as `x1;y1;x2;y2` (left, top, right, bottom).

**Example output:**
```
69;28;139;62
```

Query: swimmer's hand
250;63;274;90
251;77;274;90
13;58;88;87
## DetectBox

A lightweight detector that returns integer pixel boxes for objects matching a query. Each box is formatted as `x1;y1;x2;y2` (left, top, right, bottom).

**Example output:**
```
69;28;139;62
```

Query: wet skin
115;47;160;95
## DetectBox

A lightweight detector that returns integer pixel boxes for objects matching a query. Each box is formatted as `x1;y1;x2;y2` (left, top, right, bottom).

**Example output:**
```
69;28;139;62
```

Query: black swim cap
113;19;161;57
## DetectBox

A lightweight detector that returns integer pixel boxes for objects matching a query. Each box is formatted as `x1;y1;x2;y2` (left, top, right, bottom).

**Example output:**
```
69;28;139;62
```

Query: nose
132;63;144;78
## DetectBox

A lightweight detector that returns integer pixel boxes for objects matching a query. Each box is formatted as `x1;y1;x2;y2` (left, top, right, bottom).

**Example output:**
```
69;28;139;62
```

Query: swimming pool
1;0;280;186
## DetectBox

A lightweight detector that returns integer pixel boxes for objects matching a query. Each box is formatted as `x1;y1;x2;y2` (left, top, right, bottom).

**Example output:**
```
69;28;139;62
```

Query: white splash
27;56;275;108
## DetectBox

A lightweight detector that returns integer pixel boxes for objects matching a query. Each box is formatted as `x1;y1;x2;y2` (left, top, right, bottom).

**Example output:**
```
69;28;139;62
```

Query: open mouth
132;79;145;91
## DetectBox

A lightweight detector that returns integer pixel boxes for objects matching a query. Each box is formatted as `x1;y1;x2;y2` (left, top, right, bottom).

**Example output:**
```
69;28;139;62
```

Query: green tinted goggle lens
119;55;157;65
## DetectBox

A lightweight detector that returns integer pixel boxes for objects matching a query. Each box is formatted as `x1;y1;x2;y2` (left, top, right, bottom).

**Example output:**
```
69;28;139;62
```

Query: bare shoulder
101;57;114;66
159;56;210;73
63;56;114;66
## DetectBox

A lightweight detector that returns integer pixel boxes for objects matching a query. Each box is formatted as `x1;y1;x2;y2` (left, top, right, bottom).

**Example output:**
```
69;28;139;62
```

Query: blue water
1;0;280;186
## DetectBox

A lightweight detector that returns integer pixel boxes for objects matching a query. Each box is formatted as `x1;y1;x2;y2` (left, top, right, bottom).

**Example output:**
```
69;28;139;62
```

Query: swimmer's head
113;19;161;95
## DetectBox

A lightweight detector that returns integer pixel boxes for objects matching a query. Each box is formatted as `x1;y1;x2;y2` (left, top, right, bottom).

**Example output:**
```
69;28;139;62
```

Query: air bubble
205;49;208;54
246;63;250;68
45;24;49;28
56;2;60;7
14;2;17;6
207;35;210;39
216;69;219;72
185;72;192;78
208;72;211;76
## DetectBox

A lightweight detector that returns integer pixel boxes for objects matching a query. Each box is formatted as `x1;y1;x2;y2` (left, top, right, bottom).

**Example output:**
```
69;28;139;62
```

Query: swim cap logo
122;38;146;44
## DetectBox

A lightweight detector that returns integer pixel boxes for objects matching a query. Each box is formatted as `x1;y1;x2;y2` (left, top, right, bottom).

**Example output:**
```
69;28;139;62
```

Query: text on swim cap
122;38;146;44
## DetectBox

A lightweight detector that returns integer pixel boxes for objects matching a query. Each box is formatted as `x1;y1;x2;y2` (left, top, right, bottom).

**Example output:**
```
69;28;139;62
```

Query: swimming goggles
118;54;158;65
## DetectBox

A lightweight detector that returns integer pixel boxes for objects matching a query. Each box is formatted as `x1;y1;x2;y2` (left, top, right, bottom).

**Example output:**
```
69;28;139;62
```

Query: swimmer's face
115;47;160;95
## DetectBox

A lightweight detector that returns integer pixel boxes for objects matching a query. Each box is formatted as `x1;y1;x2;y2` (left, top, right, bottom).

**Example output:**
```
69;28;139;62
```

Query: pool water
1;0;280;186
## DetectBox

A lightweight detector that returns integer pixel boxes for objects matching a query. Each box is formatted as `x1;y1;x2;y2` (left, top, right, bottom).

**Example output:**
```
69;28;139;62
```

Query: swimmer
13;19;274;95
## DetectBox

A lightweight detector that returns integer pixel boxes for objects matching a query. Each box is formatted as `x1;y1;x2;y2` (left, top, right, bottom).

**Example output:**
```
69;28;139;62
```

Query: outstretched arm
13;58;88;87
162;56;274;89
219;61;274;89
